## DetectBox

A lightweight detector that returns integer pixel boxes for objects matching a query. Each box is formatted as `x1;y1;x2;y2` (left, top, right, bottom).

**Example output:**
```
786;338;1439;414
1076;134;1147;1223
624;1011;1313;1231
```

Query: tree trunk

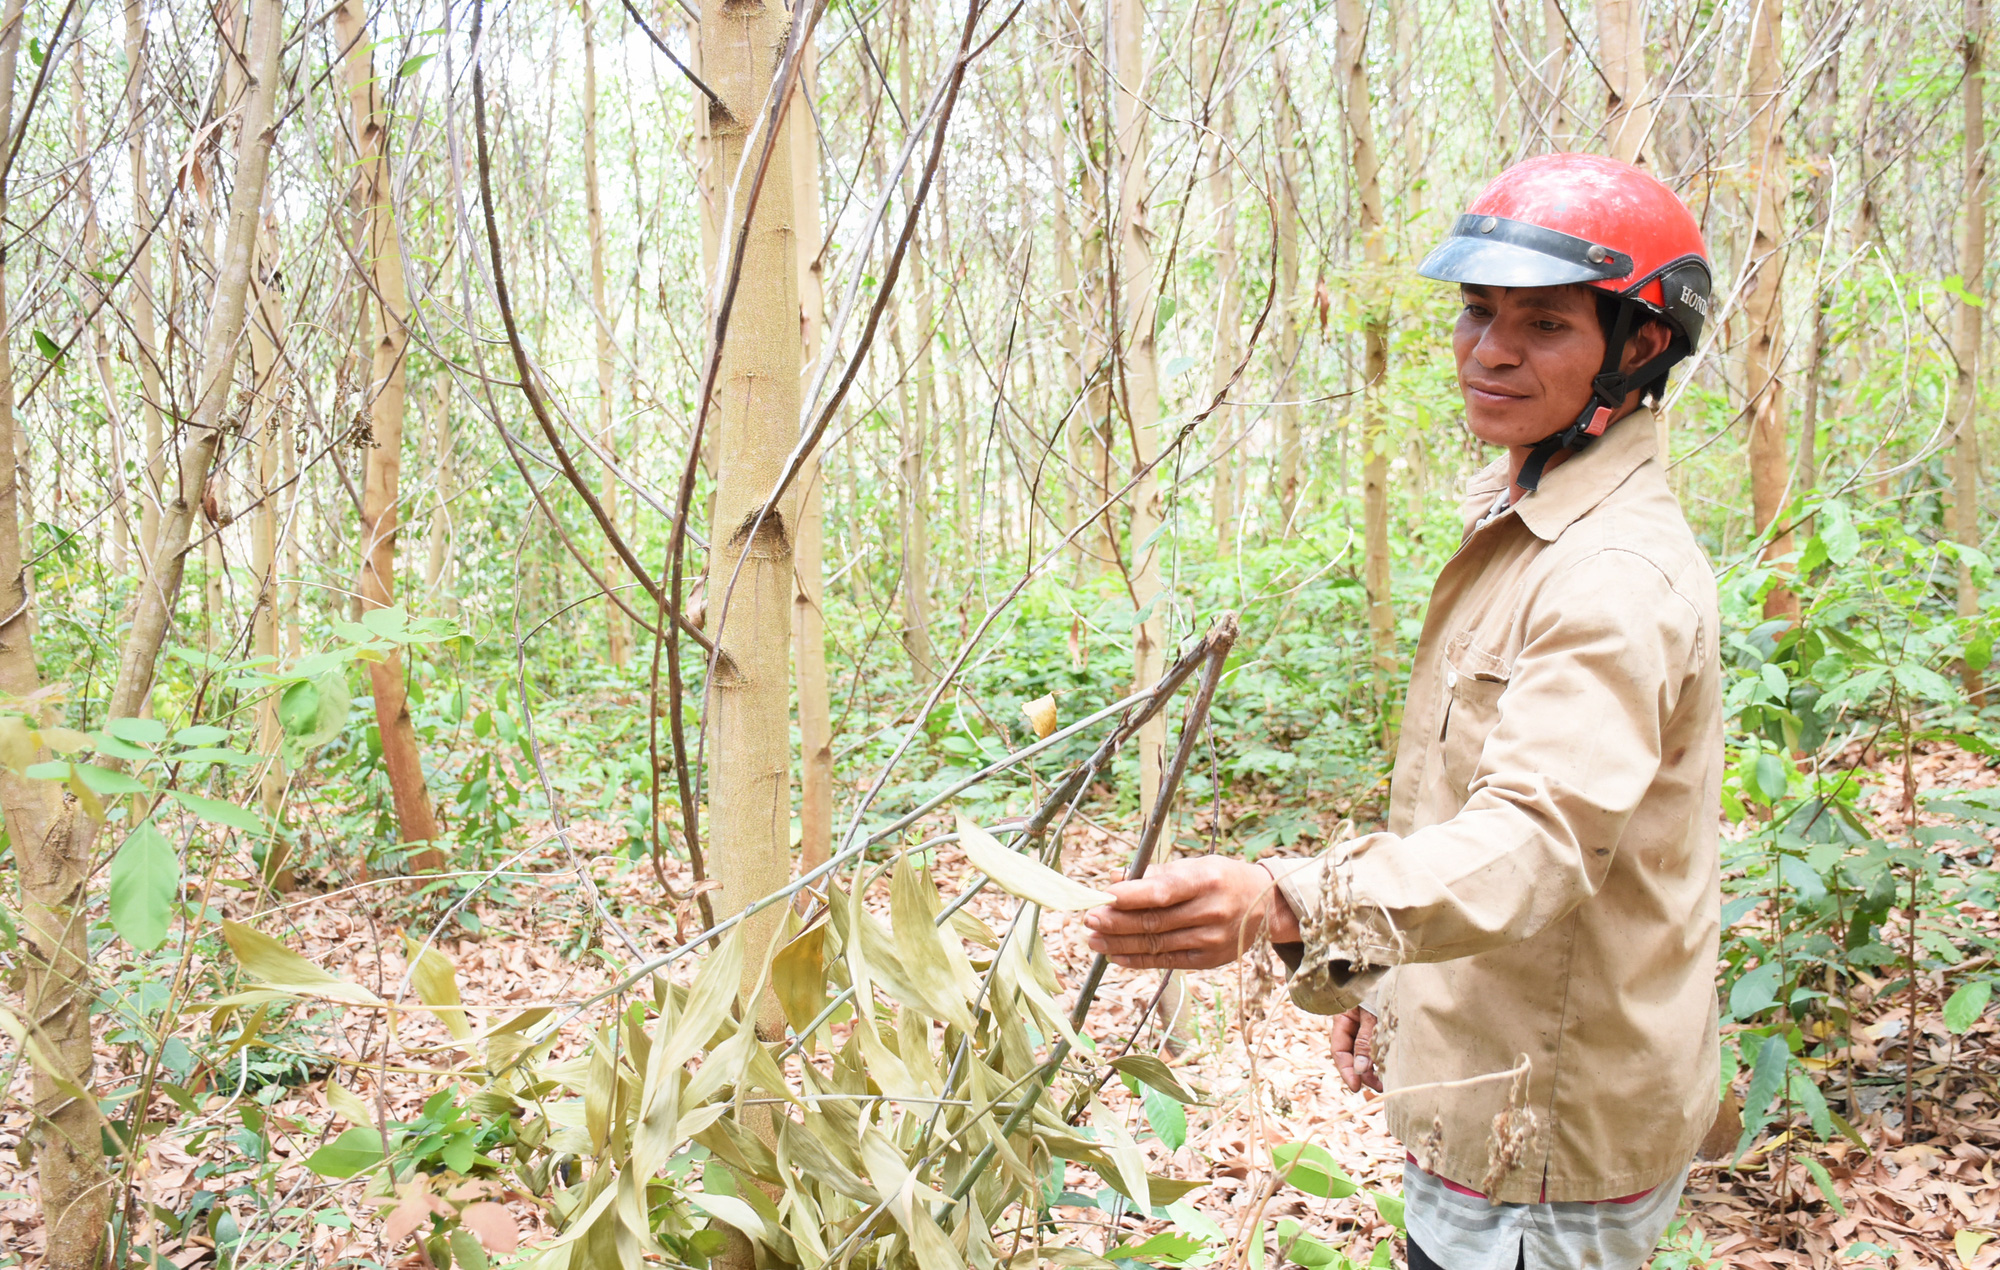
1204;5;1239;555
1274;46;1303;535
341;0;443;864
1601;0;1653;164
1951;0;1987;699
1113;0;1168;817
792;31;833;875
249;219;288;829
583;0;628;669
1;4;285;1266
1492;0;1516;161
897;0;935;684
1796;36;1840;498
1539;0;1571;147
126;0;164;577
702;0;800;1035
1072;0;1117;578
1055;106;1087;576
0;9;102;1258
75;53;130;578
1744;0;1795;621
1339;0;1396;750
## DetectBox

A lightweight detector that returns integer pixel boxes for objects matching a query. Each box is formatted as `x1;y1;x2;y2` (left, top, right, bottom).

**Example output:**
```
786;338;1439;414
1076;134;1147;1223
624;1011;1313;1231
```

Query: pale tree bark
1950;0;1987;699
1203;2;1239;555
1744;0;1796;621
1492;0;1516;160
896;0;935;684
1849;4;1887;494
702;0;800;1036
1113;0;1168;817
1338;0;1397;748
249;218;288;827
1796;38;1839;497
1054;107;1087;576
0;4;286;1266
791;31;833;875
1601;0;1653;164
1071;0;1117;578
74;53;130;578
341;0;443;863
1274;46;1303;534
583;0;628;668
126;0;164;575
1539;0;1572;147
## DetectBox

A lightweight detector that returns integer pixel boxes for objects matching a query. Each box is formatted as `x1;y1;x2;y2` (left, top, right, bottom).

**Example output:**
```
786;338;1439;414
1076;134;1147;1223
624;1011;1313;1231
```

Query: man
1081;154;1723;1270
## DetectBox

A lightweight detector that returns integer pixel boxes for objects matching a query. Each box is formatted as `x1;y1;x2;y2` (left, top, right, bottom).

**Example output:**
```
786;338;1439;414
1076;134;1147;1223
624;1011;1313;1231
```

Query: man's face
1452;283;1608;447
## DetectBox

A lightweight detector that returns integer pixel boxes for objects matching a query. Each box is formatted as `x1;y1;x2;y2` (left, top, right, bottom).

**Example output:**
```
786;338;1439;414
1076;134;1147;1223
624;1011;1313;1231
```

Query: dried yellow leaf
1021;693;1059;739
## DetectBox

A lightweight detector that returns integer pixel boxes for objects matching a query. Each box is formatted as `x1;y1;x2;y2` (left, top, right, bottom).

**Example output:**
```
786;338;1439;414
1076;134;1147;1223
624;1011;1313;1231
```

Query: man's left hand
1081;856;1302;969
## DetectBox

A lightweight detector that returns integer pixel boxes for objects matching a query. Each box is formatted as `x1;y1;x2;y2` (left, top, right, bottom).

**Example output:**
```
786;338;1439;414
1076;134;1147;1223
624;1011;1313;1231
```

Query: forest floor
1;746;1996;1269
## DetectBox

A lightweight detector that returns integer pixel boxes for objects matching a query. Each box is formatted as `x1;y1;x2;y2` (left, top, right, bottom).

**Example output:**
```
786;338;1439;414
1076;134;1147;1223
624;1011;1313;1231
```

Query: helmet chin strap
1514;299;1681;495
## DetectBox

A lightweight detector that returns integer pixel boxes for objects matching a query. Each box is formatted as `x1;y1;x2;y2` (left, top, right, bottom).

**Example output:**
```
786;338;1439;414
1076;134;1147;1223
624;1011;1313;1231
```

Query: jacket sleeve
1272;547;1703;1016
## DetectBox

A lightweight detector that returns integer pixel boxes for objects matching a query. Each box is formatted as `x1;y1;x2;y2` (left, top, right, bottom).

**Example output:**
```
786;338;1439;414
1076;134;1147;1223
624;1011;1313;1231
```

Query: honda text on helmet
1418;152;1712;492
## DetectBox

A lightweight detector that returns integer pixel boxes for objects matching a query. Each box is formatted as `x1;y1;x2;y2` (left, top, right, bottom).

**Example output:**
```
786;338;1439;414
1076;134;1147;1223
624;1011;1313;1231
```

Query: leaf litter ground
2;744;1996;1268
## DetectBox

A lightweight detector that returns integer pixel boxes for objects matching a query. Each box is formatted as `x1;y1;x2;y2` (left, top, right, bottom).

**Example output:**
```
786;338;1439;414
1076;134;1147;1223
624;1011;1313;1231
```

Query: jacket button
1447;670;1459;689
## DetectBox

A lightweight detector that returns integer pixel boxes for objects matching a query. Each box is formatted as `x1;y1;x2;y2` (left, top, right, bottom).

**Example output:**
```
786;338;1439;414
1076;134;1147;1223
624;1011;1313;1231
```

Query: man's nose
1473;322;1522;369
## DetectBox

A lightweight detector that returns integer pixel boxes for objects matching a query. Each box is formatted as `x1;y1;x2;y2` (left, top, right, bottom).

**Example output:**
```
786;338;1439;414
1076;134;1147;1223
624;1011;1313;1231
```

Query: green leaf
278;673;349;749
173;725;231;746
106;717;167;745
1729;962;1781;1021
397;52;435;77
1112;1231;1206;1265
109;821;178;951
1370;1189;1405;1232
1802;1157;1846;1214
304;1127;384;1178
955;815;1113;911
1270;1142;1357;1198
277;680;318;735
167;791;265;834
1788;1068;1834;1141
1753;752;1789;803
1733;1034;1792;1162
1109;1054;1198;1104
74;764;147;795
1944;979;1992;1033
33;329;62;361
1272;1220;1344;1269
1820;501;1861;564
1141;1084;1187;1151
1966;629;1994;675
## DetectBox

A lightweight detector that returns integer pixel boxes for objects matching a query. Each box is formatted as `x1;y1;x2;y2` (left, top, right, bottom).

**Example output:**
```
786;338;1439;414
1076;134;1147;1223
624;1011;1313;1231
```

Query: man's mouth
1465;380;1529;402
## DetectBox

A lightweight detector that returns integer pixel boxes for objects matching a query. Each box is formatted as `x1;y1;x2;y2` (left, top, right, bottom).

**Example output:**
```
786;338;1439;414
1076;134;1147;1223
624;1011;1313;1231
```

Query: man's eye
1535;320;1564;332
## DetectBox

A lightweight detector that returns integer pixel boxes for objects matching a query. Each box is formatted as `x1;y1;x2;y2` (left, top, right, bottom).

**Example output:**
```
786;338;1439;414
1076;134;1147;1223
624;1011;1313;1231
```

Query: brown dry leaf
458;1201;519;1253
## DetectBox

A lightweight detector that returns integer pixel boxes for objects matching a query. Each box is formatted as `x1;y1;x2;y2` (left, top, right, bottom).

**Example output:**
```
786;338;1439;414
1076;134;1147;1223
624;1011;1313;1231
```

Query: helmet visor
1417;214;1635;289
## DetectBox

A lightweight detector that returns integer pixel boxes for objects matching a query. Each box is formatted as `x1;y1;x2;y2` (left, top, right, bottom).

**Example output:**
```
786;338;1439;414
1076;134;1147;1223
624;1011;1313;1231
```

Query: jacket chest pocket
1438;635;1512;807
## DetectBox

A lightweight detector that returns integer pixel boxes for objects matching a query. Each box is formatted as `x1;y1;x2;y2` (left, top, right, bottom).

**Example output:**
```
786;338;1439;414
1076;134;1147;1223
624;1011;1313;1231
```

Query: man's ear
1620;318;1674;374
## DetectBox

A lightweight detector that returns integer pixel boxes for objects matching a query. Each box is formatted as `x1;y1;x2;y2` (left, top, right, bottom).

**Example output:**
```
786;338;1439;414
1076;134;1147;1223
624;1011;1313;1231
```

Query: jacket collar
1459;409;1659;543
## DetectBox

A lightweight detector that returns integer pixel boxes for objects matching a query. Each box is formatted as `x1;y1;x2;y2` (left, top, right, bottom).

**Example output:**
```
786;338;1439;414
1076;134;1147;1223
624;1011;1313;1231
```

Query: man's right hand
1331;1007;1380;1093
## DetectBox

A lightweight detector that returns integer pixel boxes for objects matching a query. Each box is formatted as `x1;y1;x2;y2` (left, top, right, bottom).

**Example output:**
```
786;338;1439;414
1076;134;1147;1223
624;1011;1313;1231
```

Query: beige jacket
1269;411;1722;1203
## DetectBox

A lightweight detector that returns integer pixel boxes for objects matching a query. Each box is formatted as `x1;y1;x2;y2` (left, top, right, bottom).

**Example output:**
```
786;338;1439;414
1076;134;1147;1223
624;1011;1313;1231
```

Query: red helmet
1419;153;1712;350
1419;153;1713;489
